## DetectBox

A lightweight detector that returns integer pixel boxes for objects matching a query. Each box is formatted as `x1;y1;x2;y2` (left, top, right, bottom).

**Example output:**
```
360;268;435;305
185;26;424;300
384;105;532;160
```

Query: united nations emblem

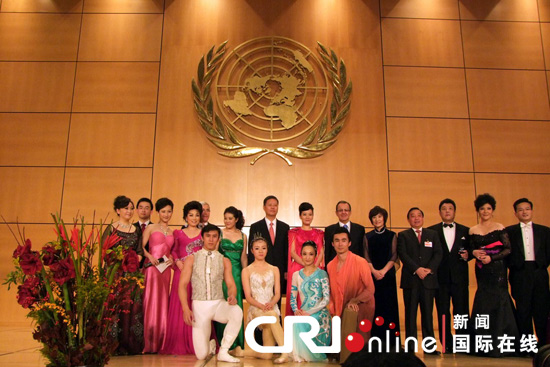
192;37;352;165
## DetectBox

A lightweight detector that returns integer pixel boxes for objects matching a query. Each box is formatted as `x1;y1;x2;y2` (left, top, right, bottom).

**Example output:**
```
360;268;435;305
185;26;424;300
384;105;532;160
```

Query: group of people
102;193;550;363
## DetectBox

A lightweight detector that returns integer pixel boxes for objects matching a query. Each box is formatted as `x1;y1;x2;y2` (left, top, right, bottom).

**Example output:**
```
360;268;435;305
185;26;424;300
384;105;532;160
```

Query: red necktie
415;229;421;243
269;222;275;244
141;223;146;232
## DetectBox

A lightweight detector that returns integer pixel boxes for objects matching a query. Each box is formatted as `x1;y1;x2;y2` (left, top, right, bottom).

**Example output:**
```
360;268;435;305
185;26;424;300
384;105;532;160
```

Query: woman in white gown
242;237;291;364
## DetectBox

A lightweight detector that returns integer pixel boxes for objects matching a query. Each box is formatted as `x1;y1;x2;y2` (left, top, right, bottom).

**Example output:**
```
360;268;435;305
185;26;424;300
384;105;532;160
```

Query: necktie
415;229;421;243
269;222;275;244
443;223;454;228
343;223;349;232
141;223;146;232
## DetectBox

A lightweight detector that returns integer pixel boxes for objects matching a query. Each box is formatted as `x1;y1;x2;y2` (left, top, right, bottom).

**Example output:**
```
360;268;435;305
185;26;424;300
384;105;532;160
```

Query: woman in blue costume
290;241;331;362
215;206;247;356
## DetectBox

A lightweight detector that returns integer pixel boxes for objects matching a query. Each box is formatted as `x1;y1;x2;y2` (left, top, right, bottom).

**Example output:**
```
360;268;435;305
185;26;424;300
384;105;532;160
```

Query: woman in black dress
102;195;145;355
363;206;401;347
470;193;519;357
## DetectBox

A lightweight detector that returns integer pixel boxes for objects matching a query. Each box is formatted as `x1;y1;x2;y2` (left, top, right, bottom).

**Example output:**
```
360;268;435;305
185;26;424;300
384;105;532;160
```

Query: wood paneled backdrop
1;0;549;327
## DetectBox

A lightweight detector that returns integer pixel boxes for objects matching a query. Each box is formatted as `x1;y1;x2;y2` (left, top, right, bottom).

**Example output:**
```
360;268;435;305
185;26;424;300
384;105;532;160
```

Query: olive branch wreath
192;41;352;166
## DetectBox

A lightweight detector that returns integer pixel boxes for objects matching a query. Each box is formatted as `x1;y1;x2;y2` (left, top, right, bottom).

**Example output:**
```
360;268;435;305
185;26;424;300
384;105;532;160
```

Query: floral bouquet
4;214;143;367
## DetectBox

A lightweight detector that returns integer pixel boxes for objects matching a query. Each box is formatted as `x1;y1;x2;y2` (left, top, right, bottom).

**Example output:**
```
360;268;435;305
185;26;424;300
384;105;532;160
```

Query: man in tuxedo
324;200;366;264
397;207;442;354
134;197;153;267
248;195;290;296
428;199;470;353
506;198;550;347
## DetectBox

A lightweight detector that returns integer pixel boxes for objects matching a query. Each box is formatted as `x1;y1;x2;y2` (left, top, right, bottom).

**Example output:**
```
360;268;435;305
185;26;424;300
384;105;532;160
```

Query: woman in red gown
285;202;324;317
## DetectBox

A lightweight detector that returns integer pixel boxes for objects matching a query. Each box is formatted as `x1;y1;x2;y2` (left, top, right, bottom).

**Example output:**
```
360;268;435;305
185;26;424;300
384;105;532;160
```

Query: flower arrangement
4;214;143;367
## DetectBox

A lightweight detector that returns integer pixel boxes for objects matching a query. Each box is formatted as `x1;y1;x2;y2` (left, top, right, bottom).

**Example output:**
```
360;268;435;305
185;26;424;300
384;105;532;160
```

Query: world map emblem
192;37;352;165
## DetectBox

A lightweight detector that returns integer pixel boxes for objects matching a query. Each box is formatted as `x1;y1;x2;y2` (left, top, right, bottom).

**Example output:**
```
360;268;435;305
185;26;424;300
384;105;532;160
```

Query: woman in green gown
215;206;247;356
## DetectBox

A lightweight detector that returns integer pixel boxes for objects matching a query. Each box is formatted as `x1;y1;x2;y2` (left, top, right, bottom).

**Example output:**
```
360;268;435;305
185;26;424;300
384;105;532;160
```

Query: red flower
13;239;32;259
19;251;43;276
41;245;59;266
49;258;76;285
122;249;139;273
17;277;40;308
69;227;80;253
102;232;122;260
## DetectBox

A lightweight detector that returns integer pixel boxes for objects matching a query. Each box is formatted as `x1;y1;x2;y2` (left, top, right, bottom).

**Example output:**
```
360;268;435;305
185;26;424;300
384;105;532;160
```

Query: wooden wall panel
462;21;544;70
83;0;164;13
67;114;156;167
0;14;81;61
72;62;159;113
541;23;550;70
475;173;550;225
78;14;163;62
0;62;75;112
384;66;468;118
62;168;153;221
466;69;550;120
540;0;550;22
389;172;478;229
0;0;83;13
0;114;70;166
472;120;550;174
380;0;459;19
459;0;539;21
382;19;463;67
387;118;473;172
0;167;64;223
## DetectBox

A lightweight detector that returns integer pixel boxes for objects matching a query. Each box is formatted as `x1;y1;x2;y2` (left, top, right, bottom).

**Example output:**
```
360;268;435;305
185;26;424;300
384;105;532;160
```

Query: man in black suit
506;198;550;347
428;198;470;353
324;200;366;264
134;197;153;267
397;207;442;354
248;195;290;296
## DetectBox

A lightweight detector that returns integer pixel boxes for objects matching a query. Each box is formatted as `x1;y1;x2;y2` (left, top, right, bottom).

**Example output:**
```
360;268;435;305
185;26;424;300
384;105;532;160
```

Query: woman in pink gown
142;198;175;353
285;202;324;317
159;201;203;355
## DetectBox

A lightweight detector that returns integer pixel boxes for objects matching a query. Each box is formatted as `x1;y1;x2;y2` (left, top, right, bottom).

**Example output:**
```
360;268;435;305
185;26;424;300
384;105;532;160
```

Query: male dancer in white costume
179;224;243;362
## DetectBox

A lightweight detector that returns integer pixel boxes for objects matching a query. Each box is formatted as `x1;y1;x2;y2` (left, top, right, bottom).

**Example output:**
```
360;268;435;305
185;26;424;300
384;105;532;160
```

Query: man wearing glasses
324;200;366;264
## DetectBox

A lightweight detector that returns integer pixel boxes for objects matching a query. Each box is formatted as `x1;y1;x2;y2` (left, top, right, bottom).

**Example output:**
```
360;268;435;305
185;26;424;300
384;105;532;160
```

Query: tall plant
4;214;143;367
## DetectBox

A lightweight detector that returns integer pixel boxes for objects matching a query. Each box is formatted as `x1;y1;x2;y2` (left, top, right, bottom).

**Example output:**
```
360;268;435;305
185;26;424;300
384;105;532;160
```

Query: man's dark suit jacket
506;223;550;274
397;227;443;290
324;222;365;264
428;222;470;285
247;219;290;295
134;221;151;267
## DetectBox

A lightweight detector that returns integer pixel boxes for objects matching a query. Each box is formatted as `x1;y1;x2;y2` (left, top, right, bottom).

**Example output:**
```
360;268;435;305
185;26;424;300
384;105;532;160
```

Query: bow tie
521;223;531;229
443;223;454;228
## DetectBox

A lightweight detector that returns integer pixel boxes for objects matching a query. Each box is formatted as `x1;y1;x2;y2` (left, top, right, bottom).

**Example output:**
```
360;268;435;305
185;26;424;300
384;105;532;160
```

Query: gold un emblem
192;37;352;165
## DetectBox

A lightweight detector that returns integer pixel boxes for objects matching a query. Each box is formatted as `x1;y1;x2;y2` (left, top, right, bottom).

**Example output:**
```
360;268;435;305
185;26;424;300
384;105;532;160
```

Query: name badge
424;241;433;248
206;267;211;274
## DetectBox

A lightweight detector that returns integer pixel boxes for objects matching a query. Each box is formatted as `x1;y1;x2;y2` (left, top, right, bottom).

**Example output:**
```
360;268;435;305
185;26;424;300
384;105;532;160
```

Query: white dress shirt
442;222;456;251
521;221;535;261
